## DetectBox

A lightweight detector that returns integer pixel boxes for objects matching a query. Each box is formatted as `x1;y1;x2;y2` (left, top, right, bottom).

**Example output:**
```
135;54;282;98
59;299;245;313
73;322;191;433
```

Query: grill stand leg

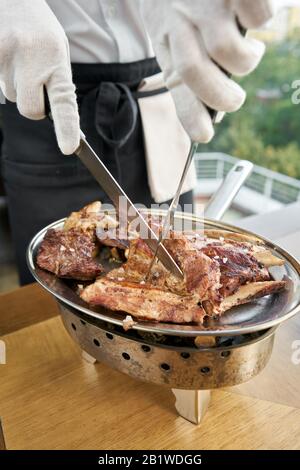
82;350;97;364
172;389;211;424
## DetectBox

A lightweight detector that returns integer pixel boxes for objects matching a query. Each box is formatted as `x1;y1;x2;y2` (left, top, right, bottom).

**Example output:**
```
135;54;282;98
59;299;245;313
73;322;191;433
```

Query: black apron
0;58;193;285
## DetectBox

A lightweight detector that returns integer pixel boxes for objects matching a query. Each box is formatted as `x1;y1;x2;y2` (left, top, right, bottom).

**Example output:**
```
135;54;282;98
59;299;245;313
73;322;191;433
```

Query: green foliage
206;38;300;179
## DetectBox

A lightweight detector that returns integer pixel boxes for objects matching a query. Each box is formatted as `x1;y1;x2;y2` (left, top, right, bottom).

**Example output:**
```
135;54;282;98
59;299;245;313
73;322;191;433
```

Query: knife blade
76;132;184;279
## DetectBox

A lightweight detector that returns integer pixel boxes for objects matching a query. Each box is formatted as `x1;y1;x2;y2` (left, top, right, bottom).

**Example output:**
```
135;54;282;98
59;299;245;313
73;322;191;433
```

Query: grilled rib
81;230;286;322
81;278;207;324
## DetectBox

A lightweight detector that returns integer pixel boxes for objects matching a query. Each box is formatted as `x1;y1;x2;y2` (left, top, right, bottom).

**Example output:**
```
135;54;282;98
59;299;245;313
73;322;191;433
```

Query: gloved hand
142;0;282;143
0;0;79;155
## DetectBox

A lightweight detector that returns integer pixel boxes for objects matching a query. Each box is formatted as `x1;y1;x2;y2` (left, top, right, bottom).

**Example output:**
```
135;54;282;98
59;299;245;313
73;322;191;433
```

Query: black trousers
0;59;193;285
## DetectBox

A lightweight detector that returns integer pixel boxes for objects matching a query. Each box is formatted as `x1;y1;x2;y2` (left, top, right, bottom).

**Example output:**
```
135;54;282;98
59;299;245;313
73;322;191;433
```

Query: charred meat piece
200;242;270;297
82;234;222;322
81;278;206;324
163;233;221;303
37;228;103;280
109;235;221;304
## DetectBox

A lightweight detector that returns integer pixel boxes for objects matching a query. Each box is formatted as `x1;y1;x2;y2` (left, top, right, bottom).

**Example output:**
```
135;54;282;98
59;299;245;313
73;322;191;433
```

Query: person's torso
46;0;154;63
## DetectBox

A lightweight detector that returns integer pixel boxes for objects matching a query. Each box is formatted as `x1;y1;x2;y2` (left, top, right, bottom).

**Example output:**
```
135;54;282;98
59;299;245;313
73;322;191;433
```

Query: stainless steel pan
27;208;300;337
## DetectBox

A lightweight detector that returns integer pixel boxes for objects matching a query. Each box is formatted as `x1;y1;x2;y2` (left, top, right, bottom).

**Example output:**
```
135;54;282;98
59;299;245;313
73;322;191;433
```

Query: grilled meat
109;235;221;302
81;229;286;321
218;280;286;313
163;234;221;301
37;228;103;280
81;233;222;322
63;201;104;232
37;202;287;324
64;201;120;235
37;201;125;280
81;278;206;324
189;229;285;267
200;243;270;297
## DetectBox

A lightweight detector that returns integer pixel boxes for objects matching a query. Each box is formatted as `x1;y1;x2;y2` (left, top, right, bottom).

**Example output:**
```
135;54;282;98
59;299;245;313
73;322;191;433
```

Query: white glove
142;0;281;143
0;0;79;155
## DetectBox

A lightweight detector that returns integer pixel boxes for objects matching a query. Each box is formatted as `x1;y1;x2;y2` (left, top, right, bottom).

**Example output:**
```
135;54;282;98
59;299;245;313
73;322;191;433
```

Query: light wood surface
233;315;300;408
0;283;59;335
0;284;300;450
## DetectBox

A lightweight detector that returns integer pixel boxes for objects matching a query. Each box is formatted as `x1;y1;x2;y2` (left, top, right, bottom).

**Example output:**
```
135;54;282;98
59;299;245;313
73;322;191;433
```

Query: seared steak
37;228;103;280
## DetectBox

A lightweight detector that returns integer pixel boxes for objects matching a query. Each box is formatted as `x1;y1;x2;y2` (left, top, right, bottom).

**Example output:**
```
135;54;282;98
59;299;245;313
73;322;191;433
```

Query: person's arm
142;0;286;143
0;0;79;155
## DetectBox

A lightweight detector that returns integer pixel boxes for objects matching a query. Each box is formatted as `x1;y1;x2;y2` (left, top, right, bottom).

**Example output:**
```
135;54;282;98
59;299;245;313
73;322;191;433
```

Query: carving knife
44;94;183;279
76;132;184;279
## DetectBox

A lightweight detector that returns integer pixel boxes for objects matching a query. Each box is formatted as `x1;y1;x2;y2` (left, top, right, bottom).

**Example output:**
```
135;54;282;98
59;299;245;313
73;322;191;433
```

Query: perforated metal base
60;303;275;390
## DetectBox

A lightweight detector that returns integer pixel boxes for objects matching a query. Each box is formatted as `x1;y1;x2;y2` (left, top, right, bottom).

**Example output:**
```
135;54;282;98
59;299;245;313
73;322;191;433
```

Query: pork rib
81;231;286;323
81;278;206;324
218;280;286;313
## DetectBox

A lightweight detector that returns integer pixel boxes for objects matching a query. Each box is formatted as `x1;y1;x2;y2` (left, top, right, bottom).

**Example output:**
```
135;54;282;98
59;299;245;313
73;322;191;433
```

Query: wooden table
0;283;300;450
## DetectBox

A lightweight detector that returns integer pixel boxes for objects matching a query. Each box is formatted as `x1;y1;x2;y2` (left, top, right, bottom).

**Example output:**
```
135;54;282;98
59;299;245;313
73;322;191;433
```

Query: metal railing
194;152;300;204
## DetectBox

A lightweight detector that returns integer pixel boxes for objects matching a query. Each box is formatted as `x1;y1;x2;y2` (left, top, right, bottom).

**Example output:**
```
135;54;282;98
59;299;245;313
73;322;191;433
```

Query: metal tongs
145;140;198;279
